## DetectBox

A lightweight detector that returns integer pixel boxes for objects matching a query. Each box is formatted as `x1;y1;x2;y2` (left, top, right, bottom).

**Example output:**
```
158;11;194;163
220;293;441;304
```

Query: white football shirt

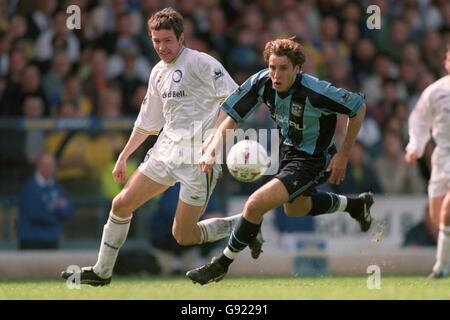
134;47;238;143
406;75;450;156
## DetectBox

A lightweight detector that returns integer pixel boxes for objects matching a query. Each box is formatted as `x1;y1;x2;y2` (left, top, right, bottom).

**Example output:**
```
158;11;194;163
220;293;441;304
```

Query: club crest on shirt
214;68;224;80
340;91;351;103
172;69;183;83
291;102;303;117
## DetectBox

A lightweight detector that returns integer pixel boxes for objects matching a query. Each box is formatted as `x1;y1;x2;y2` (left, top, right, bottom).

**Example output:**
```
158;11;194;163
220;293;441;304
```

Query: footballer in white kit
136;46;238;206
405;45;450;279
61;8;264;287
406;74;450;198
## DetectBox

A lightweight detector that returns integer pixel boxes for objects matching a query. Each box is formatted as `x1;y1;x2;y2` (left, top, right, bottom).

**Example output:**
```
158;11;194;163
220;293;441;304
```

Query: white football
226;139;270;183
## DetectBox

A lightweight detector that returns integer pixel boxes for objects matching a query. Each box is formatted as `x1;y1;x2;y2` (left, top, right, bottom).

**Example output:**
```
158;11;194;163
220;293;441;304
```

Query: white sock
223;247;238;260
197;213;241;243
337;195;347;212
93;212;132;278
433;225;450;274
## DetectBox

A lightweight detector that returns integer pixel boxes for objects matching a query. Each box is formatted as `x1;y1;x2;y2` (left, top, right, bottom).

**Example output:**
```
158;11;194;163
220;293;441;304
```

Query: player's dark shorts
275;144;337;201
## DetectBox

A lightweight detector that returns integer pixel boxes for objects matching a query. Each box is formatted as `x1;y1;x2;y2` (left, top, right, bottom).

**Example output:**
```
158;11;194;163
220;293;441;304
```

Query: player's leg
279;144;373;231
62;168;171;285
222;178;288;259
196;212;244;244
173;166;253;247
284;191;374;232
429;195;443;228
188;168;263;258
63;136;175;285
196;211;264;259
92;170;170;279
430;190;450;278
172;199;205;245
427;160;450;278
186;178;288;285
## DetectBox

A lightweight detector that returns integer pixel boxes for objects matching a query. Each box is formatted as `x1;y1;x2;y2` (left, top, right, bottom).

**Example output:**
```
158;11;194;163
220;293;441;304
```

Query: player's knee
284;204;309;217
112;192;133;213
172;230;196;246
172;225;197;246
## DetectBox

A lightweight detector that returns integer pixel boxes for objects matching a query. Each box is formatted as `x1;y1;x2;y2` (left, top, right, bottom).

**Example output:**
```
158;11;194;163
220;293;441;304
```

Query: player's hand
326;152;348;184
112;158;127;184
404;151;418;165
199;152;215;173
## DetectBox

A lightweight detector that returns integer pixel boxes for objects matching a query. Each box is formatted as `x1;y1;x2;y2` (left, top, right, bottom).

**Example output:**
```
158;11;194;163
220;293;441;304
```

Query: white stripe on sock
338;195;347;212
109;212;131;223
223;247;238;260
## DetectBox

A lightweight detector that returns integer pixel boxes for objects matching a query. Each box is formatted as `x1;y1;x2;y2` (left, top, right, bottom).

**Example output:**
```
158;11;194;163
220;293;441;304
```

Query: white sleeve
406;88;433;157
196;54;238;103
134;73;165;135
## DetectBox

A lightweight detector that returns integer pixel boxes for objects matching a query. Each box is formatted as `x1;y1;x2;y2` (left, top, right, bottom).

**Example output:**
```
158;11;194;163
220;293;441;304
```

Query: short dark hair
148;7;184;39
263;38;306;67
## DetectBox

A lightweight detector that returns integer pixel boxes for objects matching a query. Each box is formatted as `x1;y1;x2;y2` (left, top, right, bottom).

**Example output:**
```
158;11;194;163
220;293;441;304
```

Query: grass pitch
1;275;449;300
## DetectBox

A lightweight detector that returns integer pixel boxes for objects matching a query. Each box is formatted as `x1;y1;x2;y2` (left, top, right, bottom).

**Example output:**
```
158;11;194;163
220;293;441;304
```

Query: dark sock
217;217;261;268
346;197;363;218
308;192;340;216
217;255;233;268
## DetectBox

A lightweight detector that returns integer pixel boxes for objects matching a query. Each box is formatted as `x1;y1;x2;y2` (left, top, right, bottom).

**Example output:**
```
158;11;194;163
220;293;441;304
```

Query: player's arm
201;109;229;154
405;90;432;165
311;79;366;185
195;55;238;152
112;129;155;184
327;103;366;184
200;69;267;172
113;71;164;184
200;115;237;173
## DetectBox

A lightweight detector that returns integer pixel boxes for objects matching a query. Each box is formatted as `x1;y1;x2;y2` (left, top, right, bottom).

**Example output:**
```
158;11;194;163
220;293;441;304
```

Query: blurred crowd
1;0;450;198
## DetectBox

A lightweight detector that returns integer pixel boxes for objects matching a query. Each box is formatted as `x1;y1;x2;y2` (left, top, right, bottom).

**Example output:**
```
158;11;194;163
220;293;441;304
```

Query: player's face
268;54;300;92
445;50;450;75
151;29;184;63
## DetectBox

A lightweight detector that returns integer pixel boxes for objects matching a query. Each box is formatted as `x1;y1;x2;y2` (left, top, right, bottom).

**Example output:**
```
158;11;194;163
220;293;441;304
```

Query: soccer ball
226;139;270;183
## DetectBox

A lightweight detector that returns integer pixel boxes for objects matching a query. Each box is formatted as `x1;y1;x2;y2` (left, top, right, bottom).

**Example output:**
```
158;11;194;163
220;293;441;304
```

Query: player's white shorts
138;133;221;206
429;147;450;198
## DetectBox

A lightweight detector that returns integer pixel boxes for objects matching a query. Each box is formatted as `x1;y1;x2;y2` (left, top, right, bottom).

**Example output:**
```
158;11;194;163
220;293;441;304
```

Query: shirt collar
276;73;302;99
35;172;54;187
167;46;186;65
288;72;302;94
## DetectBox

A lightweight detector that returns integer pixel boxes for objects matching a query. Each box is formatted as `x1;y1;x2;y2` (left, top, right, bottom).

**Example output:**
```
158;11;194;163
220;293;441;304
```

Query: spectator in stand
82;49;110;108
35;10;80;66
2;63;49;116
16;153;74;249
42;52;71;106
44;102;95;195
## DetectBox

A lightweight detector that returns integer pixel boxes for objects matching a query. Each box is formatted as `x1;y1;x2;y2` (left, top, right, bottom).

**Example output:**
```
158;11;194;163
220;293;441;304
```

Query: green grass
1;275;449;299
